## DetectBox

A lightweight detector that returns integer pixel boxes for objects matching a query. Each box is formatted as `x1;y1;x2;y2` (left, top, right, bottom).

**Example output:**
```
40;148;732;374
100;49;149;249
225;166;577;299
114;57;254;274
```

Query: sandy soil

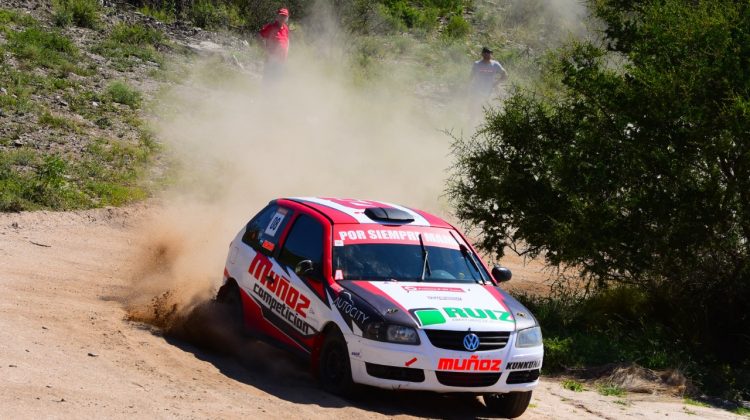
0;204;742;419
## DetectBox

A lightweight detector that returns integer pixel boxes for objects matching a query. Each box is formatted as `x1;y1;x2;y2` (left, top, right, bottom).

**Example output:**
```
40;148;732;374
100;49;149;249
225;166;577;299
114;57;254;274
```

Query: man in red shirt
258;8;290;83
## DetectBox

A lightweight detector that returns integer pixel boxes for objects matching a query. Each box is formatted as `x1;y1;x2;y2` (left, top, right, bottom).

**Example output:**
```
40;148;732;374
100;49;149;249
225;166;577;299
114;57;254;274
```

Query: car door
233;203;310;350
275;213;329;339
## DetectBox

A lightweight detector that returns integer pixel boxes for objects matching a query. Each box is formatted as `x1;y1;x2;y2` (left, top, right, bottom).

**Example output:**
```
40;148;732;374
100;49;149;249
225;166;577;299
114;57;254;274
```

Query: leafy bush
598;384;625;397
110;23;164;45
450;0;750;400
26;155;88;209
107;81;141;109
93;23;164;70
0;133;155;211
0;8;37;27
189;0;243;29
333;0;465;35
7;27;81;73
515;287;750;399
562;379;584;392
443;14;470;38
382;1;439;32
139;4;176;23
53;0;100;28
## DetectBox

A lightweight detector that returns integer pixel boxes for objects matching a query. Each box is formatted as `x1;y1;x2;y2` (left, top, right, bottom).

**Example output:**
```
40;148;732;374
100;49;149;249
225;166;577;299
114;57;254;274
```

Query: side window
279;214;324;276
242;205;292;254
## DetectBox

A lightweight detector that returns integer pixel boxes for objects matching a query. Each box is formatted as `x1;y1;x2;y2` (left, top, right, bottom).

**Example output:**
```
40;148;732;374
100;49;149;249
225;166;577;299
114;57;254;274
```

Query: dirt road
0;205;741;419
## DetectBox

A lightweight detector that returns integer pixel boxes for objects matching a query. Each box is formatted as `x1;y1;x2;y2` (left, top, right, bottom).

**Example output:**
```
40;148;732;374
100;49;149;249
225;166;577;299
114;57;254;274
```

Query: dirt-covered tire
483;391;532;418
318;328;355;397
215;282;245;335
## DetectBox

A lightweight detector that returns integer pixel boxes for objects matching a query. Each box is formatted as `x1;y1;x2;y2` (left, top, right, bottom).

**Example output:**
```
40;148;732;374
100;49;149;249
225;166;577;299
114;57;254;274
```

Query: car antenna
418;233;431;281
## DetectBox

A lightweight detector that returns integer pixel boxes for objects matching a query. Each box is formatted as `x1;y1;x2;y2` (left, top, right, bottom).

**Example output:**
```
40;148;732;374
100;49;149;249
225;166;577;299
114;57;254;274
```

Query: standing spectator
469;47;508;121
259;8;290;83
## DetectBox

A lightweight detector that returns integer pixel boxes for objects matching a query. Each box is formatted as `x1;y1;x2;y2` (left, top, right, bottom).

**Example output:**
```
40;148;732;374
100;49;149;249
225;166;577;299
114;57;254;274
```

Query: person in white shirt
469;47;508;121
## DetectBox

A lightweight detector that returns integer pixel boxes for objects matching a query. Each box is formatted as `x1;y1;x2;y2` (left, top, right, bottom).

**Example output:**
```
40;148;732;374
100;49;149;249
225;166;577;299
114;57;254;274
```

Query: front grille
365;363;425;382
435;371;501;387
424;330;511;351
506;369;540;384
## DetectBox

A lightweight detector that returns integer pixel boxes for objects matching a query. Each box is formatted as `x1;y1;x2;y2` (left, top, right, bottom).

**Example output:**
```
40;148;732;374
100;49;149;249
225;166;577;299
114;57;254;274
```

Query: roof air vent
364;207;414;223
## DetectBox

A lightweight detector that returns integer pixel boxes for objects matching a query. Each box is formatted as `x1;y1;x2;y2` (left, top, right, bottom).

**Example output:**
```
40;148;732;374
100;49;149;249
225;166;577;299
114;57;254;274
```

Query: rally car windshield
333;243;488;283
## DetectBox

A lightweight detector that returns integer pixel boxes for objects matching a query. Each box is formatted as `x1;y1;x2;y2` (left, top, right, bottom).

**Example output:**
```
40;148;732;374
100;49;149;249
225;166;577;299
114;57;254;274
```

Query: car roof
280;197;453;229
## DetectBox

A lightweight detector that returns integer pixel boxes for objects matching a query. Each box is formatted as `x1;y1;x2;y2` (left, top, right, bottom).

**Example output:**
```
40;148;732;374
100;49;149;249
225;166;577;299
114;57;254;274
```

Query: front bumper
346;330;544;393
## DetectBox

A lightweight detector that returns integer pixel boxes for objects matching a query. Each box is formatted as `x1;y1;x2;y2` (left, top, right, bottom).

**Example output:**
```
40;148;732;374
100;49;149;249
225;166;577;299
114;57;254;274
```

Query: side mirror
295;259;315;276
492;265;512;282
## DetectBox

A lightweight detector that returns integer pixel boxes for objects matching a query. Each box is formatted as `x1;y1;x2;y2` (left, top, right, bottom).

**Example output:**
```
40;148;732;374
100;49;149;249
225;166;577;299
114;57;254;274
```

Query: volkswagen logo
463;333;480;351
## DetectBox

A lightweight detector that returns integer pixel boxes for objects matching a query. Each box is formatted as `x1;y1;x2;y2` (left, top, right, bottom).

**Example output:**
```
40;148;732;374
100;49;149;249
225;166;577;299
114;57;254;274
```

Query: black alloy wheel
319;328;355;397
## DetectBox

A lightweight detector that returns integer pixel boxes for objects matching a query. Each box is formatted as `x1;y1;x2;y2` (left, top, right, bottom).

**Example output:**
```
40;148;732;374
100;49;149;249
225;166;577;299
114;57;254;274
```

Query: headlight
364;323;420;345
516;326;543;348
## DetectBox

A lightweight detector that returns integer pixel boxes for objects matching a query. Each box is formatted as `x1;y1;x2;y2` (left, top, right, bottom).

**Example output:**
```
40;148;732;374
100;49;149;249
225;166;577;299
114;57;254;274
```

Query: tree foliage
449;0;750;395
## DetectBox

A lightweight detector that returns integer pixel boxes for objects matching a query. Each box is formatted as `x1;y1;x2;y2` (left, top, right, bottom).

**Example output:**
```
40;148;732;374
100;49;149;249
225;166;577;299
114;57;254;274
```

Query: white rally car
219;197;543;418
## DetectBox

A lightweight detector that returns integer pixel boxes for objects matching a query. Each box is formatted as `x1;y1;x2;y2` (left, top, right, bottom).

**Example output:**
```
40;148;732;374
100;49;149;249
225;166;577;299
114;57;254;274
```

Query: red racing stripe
355;281;411;315
483;285;512;314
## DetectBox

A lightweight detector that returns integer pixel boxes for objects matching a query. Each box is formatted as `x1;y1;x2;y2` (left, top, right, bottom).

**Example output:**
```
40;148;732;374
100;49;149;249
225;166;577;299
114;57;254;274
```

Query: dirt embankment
0;205;742;420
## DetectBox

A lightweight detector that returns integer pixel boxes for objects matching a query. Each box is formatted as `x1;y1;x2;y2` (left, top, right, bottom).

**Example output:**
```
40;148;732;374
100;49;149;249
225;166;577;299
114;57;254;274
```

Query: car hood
339;281;535;332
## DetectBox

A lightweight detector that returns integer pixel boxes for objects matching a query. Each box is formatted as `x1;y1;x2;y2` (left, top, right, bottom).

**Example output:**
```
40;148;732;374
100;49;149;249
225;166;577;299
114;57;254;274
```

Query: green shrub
93;24;164;70
683;398;710;407
450;0;750;401
443;14;470;39
541;336;575;371
598;383;626;397
107;81;141;109
110;23;164;46
189;0;243;29
387;1;420;28
379;1;442;34
0;8;37;27
7;27;80;73
85;181;148;206
562;379;584;392
26;155;86;209
39;111;79;132
52;8;72;27
139;5;176;23
371;3;407;34
415;6;440;32
514;288;750;400
52;0;100;28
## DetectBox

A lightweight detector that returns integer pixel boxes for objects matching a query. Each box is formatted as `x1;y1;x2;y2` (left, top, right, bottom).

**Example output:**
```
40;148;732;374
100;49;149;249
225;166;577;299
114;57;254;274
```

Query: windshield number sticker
264;209;288;236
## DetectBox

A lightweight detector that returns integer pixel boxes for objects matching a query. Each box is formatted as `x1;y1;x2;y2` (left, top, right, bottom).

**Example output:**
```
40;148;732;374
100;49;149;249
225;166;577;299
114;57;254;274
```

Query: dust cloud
545;0;589;33
123;0;595;338
124;10;471;345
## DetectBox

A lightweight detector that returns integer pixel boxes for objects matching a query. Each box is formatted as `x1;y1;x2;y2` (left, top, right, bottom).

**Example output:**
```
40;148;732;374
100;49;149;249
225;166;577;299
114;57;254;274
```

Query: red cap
278;8;289;16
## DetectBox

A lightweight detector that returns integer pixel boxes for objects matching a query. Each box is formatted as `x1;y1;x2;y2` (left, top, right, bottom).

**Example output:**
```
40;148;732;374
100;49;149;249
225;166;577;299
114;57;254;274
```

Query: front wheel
483;391;532;418
318;328;355;397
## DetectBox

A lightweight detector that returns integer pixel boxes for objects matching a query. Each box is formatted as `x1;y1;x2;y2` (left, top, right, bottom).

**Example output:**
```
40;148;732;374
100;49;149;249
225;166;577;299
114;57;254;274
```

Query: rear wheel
318;328;355;397
483;391;532;418
215;282;245;335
